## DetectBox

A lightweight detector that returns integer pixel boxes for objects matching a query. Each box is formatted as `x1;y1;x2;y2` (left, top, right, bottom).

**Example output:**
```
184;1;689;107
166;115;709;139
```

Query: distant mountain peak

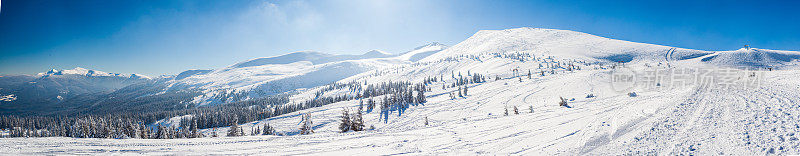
37;67;150;79
413;42;446;50
363;50;392;56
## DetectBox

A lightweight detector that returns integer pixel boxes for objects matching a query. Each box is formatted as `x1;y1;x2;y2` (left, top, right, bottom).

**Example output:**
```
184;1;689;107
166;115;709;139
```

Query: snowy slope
200;28;800;155
697;48;800;69
4;27;800;155
8;68;800;155
421;27;729;67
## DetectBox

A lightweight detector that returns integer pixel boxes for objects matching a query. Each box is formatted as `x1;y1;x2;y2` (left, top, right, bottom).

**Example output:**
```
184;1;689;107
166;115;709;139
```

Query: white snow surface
3;28;800;155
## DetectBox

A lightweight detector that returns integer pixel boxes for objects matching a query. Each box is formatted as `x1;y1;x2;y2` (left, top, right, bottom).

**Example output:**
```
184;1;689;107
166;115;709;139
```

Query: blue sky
1;0;798;76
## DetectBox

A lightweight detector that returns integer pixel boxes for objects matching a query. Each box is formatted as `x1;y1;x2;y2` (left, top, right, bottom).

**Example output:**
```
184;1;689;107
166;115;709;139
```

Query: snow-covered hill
421;27;800;70
420;27;676;63
697;48;800;69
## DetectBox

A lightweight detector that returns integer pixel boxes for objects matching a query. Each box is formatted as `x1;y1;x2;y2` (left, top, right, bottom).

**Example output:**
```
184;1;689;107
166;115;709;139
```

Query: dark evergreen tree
262;123;275;135
366;98;375;112
227;119;242;137
339;109;351;132
463;86;468;96
351;108;364;131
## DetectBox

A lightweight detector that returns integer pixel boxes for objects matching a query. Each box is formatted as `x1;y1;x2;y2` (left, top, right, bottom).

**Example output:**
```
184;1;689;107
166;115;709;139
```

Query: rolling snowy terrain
3;28;800;155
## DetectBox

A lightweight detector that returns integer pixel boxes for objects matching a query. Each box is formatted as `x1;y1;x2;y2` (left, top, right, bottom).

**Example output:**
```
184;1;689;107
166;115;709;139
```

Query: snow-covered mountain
230;50;394;69
423;27;682;63
0;42;447;115
421;27;800;69
37;67;152;79
166;49;416;106
0;67;152;115
174;69;213;80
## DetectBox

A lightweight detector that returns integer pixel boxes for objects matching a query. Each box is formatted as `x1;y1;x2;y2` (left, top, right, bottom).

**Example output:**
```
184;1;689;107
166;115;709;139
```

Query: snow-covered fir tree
299;114;313;135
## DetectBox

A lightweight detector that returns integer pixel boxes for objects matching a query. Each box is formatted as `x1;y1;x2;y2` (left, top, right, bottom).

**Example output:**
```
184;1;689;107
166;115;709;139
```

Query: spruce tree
190;119;200;138
227;120;241;137
417;90;426;103
367;98;375;111
351;108;364;131
339;109;351;132
463;86;468;96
